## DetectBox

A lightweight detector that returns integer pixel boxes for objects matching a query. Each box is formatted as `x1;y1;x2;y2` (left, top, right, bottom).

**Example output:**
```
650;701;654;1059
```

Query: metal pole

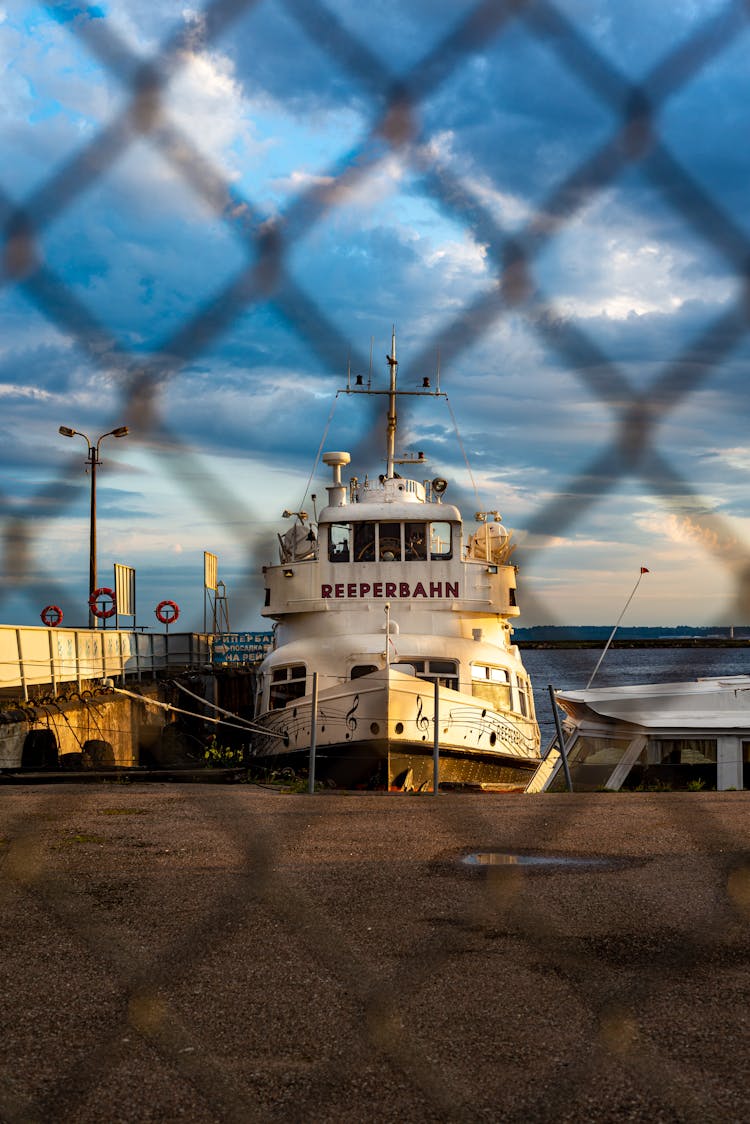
88;443;97;629
308;671;318;794
548;684;574;792
433;678;440;794
60;426;128;629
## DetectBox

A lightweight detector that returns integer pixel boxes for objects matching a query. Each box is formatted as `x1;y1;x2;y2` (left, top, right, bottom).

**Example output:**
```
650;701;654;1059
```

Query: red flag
640;566;649;574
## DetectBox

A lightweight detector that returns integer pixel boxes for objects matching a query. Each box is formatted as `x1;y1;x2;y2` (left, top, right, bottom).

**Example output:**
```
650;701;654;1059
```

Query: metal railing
0;625;211;698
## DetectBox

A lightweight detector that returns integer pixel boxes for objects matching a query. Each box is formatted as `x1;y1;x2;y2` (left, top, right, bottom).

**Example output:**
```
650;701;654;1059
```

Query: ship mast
338;328;446;480
386;327;397;479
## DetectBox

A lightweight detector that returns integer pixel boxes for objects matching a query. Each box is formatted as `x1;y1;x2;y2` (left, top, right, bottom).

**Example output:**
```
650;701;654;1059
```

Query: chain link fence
2;1;750;1119
2;0;749;626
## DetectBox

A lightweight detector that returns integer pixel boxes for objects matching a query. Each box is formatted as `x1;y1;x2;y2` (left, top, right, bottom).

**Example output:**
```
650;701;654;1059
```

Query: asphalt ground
1;786;749;1123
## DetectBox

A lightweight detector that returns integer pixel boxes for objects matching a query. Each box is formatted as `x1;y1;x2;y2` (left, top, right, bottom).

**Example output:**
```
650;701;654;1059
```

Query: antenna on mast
346;349;351;392
436;346;441;394
368;336;373;390
386;326;398;479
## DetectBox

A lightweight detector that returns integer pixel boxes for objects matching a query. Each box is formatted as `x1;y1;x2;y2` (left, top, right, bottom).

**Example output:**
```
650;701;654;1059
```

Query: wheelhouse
327;519;454;563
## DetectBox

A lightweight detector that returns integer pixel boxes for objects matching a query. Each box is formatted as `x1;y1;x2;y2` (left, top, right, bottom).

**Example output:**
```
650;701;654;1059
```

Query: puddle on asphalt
463;852;614;868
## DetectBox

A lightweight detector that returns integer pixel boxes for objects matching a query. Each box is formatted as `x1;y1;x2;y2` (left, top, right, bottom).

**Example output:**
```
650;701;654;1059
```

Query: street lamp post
59;425;129;628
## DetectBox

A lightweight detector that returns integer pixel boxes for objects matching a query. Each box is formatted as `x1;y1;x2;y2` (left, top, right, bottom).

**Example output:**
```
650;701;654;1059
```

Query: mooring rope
171;679;277;738
111;686;285;740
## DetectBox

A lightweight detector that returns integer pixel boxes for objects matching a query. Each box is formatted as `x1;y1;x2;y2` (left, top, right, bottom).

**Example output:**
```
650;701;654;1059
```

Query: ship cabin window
471;664;511;710
269;665;306;709
513;673;531;718
329;521;452;562
394;659;459;690
351;664;378;680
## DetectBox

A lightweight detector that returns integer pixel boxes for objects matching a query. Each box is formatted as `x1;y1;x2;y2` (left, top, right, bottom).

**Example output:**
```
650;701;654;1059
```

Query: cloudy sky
1;0;749;632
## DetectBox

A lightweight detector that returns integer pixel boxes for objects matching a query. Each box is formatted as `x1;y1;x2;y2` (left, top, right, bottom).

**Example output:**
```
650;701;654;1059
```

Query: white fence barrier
0;625;212;697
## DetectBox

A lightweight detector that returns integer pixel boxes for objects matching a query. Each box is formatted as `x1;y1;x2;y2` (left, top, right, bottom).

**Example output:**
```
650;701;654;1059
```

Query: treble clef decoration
345;695;360;730
415;695;430;732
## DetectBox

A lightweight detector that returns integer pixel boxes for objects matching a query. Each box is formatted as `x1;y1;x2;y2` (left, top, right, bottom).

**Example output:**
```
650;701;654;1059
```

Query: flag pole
586;568;649;689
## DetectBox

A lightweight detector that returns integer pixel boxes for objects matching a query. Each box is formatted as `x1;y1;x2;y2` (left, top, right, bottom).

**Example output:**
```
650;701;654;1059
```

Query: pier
0;624;261;774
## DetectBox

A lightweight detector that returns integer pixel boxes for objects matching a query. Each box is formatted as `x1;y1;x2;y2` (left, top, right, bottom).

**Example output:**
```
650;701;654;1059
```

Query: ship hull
249;667;540;789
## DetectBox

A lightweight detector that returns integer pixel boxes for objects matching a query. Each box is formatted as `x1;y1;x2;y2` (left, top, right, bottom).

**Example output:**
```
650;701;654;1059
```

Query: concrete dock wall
0;688;170;770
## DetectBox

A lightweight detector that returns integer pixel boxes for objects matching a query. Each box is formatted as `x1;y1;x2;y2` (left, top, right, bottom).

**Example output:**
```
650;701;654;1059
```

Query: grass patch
58;833;108;847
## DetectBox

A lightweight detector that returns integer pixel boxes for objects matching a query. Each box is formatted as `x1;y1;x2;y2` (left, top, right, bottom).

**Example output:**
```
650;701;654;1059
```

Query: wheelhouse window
471;664;511;710
405;523;427;560
378;522;402;561
394;659;459;690
330;521;453;562
269;665;306;709
329;524;351;562
430;522;452;560
353;522;376;562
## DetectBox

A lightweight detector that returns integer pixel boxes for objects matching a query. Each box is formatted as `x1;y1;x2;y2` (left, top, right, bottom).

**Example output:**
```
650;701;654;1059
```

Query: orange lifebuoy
41;604;63;627
89;587;116;619
155;599;180;625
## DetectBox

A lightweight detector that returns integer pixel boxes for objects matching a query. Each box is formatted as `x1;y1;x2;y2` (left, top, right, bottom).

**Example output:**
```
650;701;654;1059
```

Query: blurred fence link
2;0;749;623
1;1;750;1118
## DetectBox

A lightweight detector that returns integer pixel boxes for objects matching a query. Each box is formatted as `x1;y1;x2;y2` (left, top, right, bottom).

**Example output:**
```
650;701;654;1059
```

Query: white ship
250;333;541;789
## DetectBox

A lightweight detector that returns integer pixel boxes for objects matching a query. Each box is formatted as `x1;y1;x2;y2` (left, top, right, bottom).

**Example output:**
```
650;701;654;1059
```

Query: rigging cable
444;394;483;514
299;392;340;511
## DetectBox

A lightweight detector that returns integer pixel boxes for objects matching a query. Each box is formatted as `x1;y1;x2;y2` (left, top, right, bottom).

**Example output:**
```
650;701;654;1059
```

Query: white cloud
271;169;335;195
703;446;750;473
166;47;262;176
0;383;53;400
636;509;750;564
543;192;737;320
423;237;486;277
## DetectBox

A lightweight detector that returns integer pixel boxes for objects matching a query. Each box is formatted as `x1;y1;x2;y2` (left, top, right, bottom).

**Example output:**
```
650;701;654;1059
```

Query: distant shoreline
517;638;749;649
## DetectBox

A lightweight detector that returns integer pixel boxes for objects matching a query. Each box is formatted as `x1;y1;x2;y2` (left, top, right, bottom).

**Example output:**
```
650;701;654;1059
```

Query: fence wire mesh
1;1;750;1120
